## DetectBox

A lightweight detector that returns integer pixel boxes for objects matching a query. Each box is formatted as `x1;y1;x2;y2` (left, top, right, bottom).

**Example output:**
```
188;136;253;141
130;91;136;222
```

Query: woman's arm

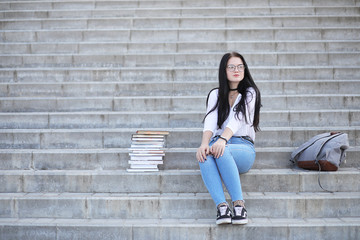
197;89;219;162
196;130;213;162
210;127;233;159
203;89;218;133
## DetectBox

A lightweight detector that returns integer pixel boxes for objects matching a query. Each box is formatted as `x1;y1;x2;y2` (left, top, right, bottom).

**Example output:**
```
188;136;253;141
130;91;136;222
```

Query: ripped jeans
198;136;255;207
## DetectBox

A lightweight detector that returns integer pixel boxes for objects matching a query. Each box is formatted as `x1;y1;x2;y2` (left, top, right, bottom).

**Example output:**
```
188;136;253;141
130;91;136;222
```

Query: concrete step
0;110;359;129
2;28;360;43
1;40;360;54
1;66;359;83
0;217;359;240
1;168;359;193
0;146;358;171
1;6;359;19
1;191;359;219
0;94;358;112
0;1;221;11
1;52;359;68
1;0;358;10
1;80;359;97
0;127;358;149
1;16;359;30
165;147;360;170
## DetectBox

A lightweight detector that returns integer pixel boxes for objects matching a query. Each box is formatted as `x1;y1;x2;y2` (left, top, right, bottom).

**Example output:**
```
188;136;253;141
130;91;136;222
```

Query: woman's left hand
210;138;226;158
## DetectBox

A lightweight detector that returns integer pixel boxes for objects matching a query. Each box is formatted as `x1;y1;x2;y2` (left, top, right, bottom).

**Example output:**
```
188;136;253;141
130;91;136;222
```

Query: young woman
196;52;261;225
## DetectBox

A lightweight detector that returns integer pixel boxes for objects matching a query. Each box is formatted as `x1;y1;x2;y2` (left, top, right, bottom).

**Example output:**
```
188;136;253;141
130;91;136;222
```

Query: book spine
128;131;168;171
128;160;163;165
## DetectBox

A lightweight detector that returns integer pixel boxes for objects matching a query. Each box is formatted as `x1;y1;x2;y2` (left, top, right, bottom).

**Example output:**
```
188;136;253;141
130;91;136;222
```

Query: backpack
290;132;349;171
290;132;350;192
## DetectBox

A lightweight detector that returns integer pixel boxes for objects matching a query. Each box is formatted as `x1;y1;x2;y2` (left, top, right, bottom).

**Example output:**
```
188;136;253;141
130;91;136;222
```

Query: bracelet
218;136;228;144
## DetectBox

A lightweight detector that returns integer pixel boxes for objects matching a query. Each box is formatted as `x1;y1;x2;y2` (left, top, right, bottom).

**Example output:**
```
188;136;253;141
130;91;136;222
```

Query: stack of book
127;130;169;172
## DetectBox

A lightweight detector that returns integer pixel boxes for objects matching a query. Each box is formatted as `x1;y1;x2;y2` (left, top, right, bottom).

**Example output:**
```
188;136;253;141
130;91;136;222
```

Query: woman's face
226;57;245;84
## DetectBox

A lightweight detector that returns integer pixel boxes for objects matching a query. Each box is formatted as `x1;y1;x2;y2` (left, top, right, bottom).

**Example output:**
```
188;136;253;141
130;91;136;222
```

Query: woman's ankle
217;202;228;208
233;200;245;207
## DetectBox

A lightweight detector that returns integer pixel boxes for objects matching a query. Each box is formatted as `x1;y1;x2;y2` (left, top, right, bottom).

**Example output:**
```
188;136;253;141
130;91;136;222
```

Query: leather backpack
290;132;349;171
290;132;350;192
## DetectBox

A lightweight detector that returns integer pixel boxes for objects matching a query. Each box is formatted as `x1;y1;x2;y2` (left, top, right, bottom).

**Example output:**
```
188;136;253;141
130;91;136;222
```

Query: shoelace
234;206;244;216
218;206;229;216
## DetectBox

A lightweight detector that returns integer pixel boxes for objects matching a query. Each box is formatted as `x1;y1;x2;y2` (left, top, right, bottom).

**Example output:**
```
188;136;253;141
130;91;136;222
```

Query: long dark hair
204;52;261;132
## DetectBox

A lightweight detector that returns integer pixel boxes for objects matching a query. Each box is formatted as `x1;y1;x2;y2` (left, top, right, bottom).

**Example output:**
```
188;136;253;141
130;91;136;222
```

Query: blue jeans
198;136;255;206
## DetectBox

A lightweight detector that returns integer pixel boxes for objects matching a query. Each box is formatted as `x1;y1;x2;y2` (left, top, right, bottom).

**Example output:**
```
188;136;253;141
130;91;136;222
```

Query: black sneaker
216;205;232;225
232;205;248;225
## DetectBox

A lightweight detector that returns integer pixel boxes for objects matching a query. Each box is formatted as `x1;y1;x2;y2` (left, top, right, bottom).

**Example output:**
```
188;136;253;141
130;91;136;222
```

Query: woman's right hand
196;144;210;163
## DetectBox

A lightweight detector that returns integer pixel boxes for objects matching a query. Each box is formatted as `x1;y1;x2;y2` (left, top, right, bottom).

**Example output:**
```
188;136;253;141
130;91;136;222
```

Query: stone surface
0;0;359;239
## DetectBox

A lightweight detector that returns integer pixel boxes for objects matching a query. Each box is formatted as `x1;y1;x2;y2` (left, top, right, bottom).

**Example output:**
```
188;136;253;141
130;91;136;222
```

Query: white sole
232;219;248;225
216;218;232;225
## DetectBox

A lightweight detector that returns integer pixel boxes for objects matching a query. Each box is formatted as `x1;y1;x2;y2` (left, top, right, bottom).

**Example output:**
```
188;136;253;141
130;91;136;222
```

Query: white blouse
203;87;256;141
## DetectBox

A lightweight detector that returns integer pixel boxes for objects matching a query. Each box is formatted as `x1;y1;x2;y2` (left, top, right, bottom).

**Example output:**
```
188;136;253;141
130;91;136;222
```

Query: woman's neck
229;83;238;91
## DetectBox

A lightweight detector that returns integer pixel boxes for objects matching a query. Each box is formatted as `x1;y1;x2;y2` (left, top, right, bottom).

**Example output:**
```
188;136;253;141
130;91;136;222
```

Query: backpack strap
314;133;344;193
316;162;334;193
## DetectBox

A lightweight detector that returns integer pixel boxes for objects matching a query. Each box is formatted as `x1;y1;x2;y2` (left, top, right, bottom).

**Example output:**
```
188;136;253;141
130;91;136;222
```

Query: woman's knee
198;155;216;169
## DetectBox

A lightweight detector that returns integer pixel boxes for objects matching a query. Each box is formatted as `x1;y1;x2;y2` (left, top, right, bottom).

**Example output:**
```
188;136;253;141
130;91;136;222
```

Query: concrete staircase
0;0;359;239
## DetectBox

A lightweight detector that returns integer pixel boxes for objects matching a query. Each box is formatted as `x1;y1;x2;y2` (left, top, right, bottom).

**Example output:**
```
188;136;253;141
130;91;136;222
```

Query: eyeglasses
227;64;245;72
